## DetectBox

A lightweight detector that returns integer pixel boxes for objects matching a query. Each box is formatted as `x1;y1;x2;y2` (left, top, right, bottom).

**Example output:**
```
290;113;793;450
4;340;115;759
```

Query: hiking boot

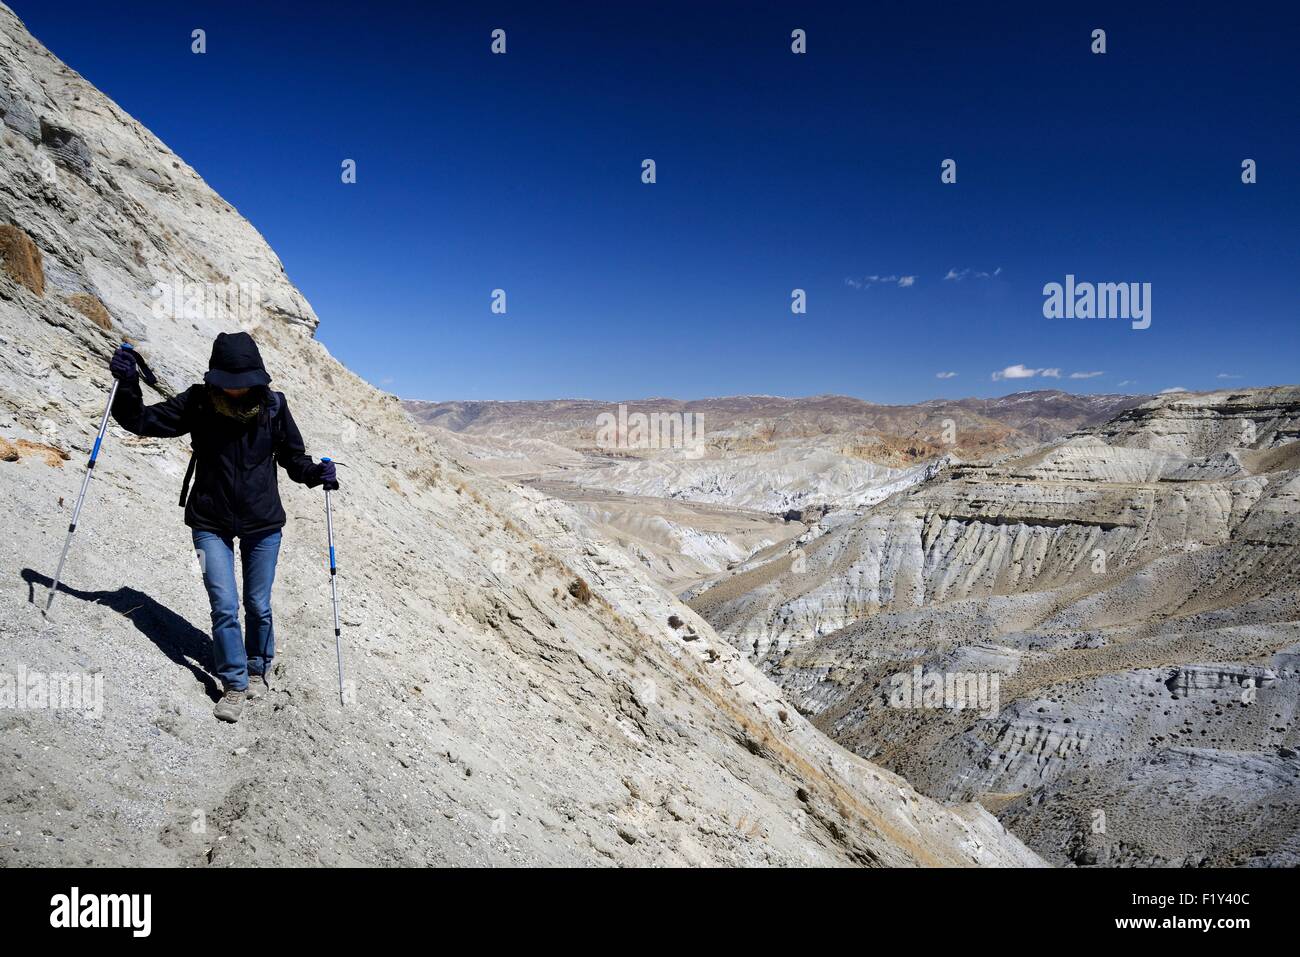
246;673;268;701
213;689;247;723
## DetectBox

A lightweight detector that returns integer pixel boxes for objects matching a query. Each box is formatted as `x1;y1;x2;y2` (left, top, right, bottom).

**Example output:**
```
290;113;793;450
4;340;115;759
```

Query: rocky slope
0;3;1038;867
689;388;1300;865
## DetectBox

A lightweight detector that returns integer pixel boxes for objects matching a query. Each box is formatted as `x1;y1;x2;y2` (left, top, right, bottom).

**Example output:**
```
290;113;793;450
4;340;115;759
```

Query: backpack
178;390;284;507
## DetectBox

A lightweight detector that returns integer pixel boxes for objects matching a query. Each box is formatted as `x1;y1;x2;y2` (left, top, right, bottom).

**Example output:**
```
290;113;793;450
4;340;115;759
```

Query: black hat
204;332;271;388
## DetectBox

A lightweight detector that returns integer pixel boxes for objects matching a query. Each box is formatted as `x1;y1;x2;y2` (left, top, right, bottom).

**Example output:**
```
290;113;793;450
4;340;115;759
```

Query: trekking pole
45;343;154;614
322;457;346;706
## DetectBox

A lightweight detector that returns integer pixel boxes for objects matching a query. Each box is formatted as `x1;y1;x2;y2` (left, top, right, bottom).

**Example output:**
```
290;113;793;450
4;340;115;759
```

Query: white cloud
1069;371;1105;379
1160;386;1188;394
846;274;917;289
1116;380;1135;387
992;364;1062;381
1216;373;1242;379
992;364;1038;380
944;266;1002;282
936;371;958;379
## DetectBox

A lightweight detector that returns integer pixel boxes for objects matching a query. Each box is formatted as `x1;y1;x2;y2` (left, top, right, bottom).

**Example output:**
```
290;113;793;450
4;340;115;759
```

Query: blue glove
109;345;138;381
318;459;339;491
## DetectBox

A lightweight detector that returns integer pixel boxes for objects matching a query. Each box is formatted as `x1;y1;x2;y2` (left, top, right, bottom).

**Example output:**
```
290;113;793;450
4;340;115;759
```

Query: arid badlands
2;2;1296;867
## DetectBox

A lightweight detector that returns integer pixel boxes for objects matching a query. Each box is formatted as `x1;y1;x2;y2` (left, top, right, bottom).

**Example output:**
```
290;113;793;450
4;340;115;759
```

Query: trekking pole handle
322;459;337;572
117;341;158;388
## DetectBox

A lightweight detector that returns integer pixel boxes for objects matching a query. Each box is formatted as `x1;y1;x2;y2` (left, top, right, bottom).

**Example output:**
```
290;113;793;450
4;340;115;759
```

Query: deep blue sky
14;1;1298;401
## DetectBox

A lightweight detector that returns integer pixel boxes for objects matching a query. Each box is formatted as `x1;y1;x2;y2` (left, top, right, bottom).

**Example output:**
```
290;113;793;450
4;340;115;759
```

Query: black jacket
112;380;324;535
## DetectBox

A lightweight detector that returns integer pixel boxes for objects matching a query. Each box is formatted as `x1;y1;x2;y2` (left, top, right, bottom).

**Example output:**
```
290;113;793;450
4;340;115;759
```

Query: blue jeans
193;529;282;692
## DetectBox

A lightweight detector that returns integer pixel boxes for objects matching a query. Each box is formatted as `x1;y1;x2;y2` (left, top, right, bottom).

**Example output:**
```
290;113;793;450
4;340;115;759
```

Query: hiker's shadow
23;568;222;702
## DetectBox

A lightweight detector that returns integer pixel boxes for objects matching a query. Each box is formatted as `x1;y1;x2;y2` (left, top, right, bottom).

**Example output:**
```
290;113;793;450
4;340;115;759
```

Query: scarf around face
208;387;262;424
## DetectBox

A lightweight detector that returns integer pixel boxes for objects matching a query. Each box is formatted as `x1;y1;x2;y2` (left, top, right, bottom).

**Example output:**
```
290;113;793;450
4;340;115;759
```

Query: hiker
108;331;338;723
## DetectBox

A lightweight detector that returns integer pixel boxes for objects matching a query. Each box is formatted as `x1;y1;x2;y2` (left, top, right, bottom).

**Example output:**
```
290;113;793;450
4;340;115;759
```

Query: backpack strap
265;390;284;449
178;387;207;508
178;452;197;507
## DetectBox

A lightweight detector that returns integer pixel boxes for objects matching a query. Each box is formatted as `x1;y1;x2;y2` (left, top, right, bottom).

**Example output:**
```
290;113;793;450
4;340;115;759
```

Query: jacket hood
204;331;271;388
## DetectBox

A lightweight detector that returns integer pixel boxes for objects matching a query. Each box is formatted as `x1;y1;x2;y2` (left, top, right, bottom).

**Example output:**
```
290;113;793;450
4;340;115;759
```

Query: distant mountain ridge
404;389;1151;469
408;389;1146;439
